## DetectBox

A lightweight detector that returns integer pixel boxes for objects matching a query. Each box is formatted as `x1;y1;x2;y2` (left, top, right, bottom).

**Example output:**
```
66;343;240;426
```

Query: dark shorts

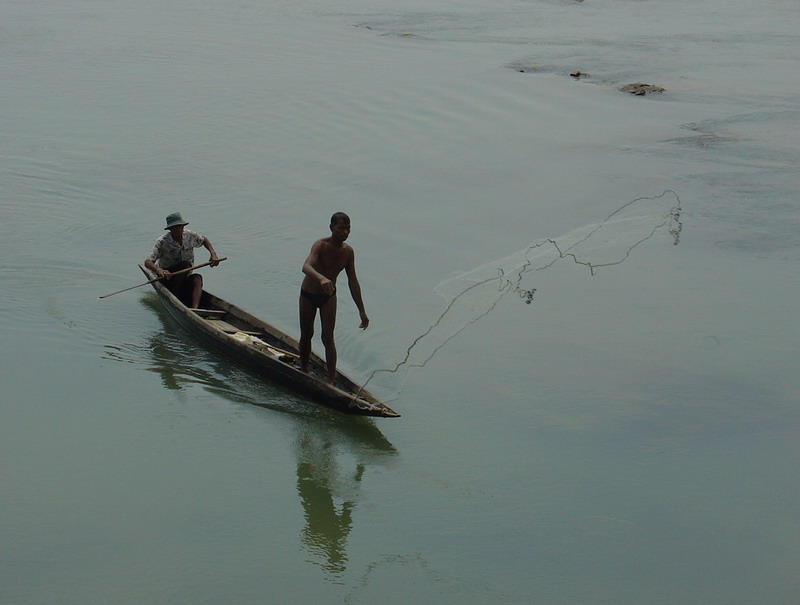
301;288;335;309
164;261;200;304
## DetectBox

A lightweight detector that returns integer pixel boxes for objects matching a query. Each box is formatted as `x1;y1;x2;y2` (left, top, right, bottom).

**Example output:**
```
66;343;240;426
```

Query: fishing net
359;190;683;400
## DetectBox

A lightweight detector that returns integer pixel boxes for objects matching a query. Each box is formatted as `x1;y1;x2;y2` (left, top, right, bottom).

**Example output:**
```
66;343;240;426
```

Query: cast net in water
358;190;683;401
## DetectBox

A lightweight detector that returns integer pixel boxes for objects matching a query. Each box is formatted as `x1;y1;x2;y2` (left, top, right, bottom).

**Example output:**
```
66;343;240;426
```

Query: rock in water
620;82;665;95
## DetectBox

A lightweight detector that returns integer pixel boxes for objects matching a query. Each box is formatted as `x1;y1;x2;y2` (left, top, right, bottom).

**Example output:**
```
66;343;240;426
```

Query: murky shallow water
2;0;799;602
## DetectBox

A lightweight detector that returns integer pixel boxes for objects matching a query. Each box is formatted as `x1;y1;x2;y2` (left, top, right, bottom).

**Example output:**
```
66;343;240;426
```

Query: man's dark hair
330;212;350;226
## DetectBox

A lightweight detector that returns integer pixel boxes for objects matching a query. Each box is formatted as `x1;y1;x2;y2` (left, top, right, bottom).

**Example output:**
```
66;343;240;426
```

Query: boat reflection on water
297;454;358;578
104;292;398;581
294;422;388;581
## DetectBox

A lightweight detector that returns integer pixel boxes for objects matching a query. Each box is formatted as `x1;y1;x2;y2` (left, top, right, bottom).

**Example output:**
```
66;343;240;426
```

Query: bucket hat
165;212;189;229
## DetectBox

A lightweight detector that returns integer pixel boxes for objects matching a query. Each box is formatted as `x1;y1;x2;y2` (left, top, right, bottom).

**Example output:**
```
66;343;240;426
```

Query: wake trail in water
358;190;683;401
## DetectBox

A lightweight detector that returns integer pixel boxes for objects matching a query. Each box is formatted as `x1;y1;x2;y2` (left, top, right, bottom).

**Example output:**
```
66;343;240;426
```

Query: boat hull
139;266;399;418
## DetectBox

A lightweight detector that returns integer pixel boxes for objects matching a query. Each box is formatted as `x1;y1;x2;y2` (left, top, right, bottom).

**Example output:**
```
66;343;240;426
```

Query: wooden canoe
139;265;399;418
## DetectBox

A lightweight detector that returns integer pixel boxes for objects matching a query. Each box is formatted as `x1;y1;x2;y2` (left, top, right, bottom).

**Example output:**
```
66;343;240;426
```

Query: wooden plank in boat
205;318;259;335
192;309;227;318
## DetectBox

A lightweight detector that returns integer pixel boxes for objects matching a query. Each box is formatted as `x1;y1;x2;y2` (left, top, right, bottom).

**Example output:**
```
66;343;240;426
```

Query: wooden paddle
98;257;227;299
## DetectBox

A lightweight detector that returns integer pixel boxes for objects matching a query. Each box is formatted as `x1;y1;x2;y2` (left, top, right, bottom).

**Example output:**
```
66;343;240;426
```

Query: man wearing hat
144;212;221;308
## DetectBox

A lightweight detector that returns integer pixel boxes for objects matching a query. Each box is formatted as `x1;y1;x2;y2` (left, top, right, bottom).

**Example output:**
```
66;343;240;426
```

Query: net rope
355;190;683;402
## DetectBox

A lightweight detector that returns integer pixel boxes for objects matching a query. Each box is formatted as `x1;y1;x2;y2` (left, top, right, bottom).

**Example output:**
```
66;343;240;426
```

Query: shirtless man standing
299;212;369;384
